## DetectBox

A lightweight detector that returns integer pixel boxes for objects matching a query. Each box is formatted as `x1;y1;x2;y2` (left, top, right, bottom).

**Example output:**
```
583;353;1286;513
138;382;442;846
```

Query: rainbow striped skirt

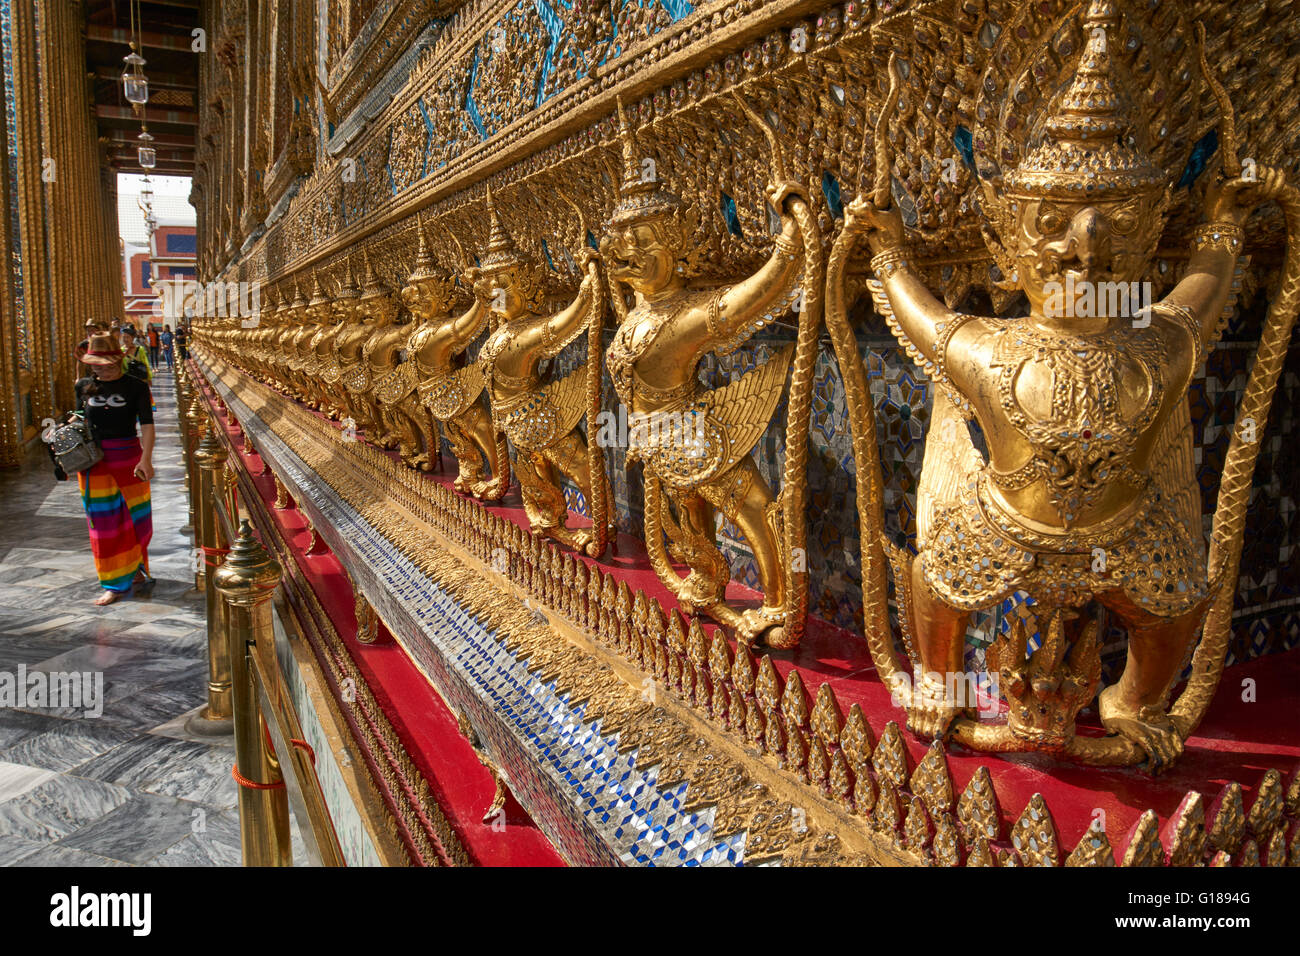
78;437;152;593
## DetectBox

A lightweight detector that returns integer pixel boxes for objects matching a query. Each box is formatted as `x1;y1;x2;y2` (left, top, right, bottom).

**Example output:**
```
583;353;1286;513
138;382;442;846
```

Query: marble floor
0;370;301;866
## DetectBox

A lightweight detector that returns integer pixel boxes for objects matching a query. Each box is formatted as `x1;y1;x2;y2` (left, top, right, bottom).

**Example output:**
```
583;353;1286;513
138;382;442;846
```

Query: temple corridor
0;372;300;866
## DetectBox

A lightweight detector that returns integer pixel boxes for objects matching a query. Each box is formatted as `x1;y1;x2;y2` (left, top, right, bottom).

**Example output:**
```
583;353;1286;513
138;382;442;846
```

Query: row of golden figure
199;3;1300;773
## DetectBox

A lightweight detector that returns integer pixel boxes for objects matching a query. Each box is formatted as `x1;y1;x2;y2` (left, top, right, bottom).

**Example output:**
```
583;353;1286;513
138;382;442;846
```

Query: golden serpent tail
1172;184;1300;735
824;221;902;684
780;197;822;645
643;473;692;604
586;259;611;557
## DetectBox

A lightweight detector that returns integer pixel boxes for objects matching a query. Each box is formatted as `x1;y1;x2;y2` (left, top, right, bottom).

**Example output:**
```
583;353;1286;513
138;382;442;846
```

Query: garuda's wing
1150;393;1203;549
422;363;485;421
917;388;983;550
544;365;589;440
373;362;418;406
706;344;794;469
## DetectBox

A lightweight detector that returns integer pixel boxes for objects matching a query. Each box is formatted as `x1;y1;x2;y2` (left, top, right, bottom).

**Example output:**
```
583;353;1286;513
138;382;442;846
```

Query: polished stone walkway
0;370;276;866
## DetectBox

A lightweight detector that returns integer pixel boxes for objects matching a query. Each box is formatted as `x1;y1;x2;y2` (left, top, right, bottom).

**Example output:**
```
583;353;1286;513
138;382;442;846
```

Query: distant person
72;333;156;605
147;324;161;367
174;324;189;362
160;325;174;369
119;328;153;382
75;319;105;364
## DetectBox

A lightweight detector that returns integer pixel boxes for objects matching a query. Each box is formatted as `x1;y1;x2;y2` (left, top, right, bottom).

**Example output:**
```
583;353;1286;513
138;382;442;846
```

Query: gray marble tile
0;566;51;585
6;843;131;867
56;793;197;864
145;750;238;808
95;684;205;729
0;774;132;842
0;834;49;866
0;641;87;668
0;760;59;802
146;807;241;866
0;722;138;772
99;601;184;623
3;625;103;653
103;654;206;686
0;383;267;867
25;570;92;591
30;643;144;675
0;711;67;749
92;628;206;658
71;734;214;790
0;551;96;576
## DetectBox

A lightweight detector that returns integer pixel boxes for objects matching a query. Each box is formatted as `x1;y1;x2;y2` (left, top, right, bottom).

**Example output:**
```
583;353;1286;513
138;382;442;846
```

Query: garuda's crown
307;270;330;309
1002;0;1165;200
608;97;682;228
359;248;391;299
479;184;527;275
335;258;361;301
407;220;441;281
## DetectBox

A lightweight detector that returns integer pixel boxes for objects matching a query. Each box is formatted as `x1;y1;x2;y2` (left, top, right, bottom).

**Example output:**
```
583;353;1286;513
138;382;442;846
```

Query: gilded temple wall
192;0;1300;672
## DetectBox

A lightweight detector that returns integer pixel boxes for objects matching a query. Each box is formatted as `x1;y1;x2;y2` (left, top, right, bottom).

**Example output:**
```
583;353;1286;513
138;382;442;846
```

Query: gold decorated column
214;520;291;867
0;43;21;468
10;0;55;425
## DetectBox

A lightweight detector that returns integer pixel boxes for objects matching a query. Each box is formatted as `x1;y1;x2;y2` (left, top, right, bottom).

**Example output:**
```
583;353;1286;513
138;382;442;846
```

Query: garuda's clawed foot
1098;685;1184;774
905;673;961;742
736;606;797;649
473;475;509;501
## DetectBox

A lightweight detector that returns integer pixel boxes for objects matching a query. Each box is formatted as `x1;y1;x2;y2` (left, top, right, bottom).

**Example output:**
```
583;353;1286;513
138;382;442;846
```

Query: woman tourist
75;332;156;606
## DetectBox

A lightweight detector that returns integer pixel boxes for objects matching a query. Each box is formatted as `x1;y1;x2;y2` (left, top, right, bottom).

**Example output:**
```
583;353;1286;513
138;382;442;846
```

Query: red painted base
220;379;1300;861
204;386;565;866
400;434;1300;853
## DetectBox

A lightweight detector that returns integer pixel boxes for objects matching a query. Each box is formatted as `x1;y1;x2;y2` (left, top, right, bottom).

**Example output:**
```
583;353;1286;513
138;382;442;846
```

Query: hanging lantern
137;128;156;168
140;176;154;206
121;48;149;106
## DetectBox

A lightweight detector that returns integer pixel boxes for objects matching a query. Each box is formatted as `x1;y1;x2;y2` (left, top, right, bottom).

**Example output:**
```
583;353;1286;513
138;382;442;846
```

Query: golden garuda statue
286;274;327;405
601;98;823;649
364;251;430;470
826;0;1298;771
303;264;352;420
245;285;276;381
266;283;304;395
477;185;611;557
336;253;399;442
397;220;507;494
309;264;356;421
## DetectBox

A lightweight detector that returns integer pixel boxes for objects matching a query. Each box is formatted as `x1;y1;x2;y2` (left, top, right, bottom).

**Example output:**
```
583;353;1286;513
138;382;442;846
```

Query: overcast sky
117;173;196;245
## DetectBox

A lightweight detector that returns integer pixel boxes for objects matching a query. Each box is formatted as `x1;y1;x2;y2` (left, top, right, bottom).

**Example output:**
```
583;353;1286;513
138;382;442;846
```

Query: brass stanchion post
216;520;292;866
184;395;206;571
187;426;233;736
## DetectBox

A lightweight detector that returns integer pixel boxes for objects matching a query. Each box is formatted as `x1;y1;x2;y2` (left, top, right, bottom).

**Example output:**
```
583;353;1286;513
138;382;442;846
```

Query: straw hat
81;333;124;367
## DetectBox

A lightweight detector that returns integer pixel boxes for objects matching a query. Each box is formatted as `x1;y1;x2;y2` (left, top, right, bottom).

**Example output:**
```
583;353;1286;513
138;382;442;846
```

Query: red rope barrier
231;765;285;790
289;738;316;765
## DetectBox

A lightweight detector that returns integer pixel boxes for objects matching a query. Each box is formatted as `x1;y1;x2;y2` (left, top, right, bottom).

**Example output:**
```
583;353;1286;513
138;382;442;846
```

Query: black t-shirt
174;328;188;345
75;375;154;440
